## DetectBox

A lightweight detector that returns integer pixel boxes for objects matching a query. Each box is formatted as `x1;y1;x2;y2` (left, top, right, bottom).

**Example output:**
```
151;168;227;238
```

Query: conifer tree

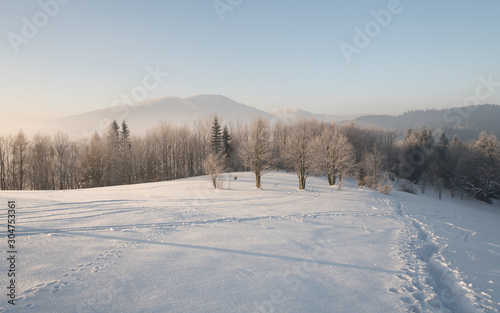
211;115;223;154
222;125;232;166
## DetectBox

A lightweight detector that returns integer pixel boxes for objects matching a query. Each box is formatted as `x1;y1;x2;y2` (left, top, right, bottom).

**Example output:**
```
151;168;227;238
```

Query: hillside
1;172;498;312
354;104;500;141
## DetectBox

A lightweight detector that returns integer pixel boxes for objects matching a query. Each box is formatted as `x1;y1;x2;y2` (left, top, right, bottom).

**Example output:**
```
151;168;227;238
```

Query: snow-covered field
1;172;499;312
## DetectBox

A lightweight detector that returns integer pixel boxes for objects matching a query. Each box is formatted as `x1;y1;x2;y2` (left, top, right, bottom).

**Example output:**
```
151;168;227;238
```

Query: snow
1;172;499;312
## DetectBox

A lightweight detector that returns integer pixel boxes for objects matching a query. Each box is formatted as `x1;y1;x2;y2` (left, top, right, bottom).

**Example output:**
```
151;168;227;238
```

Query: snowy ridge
0;172;498;312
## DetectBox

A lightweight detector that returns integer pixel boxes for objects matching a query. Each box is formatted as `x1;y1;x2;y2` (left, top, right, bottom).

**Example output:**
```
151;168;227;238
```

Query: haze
1;0;499;134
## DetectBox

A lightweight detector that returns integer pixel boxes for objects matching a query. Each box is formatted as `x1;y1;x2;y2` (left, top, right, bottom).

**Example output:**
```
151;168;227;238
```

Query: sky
1;0;500;125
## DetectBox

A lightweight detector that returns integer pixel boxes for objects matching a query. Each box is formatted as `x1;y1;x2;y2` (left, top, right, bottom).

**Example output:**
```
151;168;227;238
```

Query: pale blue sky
1;0;499;121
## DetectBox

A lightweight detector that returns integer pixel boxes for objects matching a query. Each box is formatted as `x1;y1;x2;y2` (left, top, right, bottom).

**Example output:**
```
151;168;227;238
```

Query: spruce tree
105;120;121;185
222;125;232;166
211;115;222;154
120;120;132;184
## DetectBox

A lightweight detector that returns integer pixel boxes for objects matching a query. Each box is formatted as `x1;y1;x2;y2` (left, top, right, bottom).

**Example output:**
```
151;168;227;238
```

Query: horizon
1;1;500;129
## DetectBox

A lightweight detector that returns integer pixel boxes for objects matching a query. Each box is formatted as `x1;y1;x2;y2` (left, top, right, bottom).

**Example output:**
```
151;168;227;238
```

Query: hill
2;172;498;312
49;95;360;138
51;95;274;138
354;104;500;141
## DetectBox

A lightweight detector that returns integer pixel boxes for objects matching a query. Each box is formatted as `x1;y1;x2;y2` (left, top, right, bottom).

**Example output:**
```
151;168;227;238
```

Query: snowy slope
0;172;499;312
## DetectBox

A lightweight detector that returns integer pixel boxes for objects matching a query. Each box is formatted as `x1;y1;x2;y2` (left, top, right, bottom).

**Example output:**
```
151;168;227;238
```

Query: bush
399;181;416;194
378;180;393;194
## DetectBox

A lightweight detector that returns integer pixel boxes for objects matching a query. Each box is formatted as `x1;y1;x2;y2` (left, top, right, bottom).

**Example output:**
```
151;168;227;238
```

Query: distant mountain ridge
353;104;500;141
50;95;499;141
53;95;274;138
52;95;349;138
271;108;361;123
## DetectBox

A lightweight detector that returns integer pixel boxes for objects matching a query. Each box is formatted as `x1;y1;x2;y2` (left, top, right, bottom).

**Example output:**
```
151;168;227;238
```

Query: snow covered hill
1;172;499;312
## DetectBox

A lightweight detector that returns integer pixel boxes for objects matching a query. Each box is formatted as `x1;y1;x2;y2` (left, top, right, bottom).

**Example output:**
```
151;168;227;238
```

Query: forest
0;115;499;204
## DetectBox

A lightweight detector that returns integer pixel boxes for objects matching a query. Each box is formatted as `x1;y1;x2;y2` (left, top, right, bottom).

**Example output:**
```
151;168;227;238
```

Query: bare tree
284;118;319;190
13;130;29;190
239;117;272;188
28;133;54;190
203;152;226;189
0;135;14;190
81;132;105;187
271;121;288;169
363;146;392;193
314;125;355;187
54;132;71;190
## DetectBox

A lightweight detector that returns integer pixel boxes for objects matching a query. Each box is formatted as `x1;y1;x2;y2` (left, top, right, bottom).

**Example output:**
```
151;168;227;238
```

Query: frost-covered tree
363;146;391;193
0;135;14;190
54;132;72;190
105;120;121;185
284;118;319;190
28;133;54;190
239;117;272;188
271;121;288;169
463;132;500;203
203;152;226;189
120;120;133;184
13;130;29;190
81;132;105;187
314;125;355;187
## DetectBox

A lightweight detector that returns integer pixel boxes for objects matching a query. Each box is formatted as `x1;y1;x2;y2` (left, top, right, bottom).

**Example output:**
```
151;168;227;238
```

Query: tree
465;132;500;203
203;152;226;189
211;115;223;154
0;135;13;190
81;132;105;187
314;125;355;187
399;127;434;183
284;119;319;190
239;117;272;188
28;133;54;190
54;132;71;190
105;120;121;185
13;130;29;190
120;120;133;184
222;125;232;167
271;121;288;169
363;145;391;193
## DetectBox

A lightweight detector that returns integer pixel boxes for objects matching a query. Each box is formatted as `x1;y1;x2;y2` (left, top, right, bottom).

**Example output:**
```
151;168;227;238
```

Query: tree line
0;115;499;203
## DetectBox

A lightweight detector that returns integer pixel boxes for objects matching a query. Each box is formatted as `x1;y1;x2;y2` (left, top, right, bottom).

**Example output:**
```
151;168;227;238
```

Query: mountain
52;95;274;138
353;104;500;141
271;108;361;123
50;95;499;141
